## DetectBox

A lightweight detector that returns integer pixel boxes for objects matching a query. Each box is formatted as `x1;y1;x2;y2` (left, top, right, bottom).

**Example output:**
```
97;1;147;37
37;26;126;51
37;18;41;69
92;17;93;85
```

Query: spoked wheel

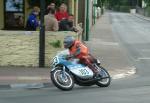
51;67;74;91
96;66;111;87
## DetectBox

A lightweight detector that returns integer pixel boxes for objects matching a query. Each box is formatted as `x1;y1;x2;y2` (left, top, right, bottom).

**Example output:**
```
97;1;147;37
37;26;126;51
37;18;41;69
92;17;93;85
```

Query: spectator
59;14;78;32
47;2;55;9
25;6;40;31
97;7;101;19
44;8;58;31
45;2;55;14
55;3;69;21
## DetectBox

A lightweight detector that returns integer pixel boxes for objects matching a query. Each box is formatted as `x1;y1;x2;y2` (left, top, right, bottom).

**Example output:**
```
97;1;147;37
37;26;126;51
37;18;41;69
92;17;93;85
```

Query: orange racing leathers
69;40;98;74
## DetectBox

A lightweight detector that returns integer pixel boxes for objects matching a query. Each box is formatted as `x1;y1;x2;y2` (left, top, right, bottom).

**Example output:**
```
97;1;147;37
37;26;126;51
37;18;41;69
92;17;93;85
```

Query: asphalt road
0;12;150;103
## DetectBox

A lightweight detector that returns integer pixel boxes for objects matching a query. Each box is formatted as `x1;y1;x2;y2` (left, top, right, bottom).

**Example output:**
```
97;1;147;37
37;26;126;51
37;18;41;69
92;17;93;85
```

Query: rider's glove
66;54;74;60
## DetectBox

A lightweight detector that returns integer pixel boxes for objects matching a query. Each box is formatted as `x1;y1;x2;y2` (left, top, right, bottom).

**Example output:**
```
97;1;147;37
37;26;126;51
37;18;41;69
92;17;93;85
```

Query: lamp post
39;0;45;67
93;0;96;24
85;0;89;41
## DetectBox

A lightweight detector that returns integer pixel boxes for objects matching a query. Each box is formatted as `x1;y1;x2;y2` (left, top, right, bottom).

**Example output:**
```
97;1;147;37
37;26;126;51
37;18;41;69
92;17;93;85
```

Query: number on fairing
53;57;59;66
79;69;89;76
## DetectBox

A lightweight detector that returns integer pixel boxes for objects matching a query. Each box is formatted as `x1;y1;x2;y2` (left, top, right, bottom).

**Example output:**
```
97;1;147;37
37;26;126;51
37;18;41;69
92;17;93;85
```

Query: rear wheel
51;66;74;91
96;66;111;87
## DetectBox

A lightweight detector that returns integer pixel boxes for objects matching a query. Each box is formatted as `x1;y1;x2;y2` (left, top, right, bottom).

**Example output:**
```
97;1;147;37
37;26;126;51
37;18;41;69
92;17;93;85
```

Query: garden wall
0;30;78;67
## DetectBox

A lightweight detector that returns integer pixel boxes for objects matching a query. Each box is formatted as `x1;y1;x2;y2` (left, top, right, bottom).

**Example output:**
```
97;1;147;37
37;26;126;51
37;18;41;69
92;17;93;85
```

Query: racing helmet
64;36;75;48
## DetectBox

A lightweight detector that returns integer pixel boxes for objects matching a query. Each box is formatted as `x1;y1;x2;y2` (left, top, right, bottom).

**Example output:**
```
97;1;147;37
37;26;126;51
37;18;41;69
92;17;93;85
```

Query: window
4;0;25;30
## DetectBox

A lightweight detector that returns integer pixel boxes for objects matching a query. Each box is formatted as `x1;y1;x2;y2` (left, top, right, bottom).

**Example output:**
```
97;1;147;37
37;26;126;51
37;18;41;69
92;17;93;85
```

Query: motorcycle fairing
59;59;94;79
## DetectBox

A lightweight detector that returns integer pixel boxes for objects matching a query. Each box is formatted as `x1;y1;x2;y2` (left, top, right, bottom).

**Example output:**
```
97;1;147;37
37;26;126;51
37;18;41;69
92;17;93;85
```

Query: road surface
0;12;150;103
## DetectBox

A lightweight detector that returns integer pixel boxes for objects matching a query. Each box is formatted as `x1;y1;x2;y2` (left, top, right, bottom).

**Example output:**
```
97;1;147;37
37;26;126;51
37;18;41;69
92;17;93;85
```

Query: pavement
0;12;143;90
133;13;150;21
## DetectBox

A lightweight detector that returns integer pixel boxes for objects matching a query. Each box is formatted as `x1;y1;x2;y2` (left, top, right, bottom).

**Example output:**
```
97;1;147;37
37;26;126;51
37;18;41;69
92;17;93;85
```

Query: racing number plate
79;68;90;76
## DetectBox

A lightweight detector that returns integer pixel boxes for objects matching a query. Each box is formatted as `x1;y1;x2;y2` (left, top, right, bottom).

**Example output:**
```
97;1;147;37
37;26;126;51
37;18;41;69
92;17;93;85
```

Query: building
78;0;98;40
0;0;99;67
0;0;98;41
0;0;79;30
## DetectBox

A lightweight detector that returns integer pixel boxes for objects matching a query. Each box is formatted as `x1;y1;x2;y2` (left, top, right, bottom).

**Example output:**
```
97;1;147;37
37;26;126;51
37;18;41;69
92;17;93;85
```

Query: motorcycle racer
63;36;99;77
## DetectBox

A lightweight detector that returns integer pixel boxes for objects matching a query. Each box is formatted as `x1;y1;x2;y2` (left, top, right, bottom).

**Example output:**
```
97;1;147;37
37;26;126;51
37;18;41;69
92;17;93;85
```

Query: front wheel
96;66;111;87
51;67;74;91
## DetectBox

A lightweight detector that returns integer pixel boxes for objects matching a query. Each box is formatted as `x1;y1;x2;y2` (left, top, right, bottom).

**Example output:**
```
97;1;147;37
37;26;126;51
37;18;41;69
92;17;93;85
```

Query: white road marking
112;67;136;79
141;49;150;52
137;58;150;60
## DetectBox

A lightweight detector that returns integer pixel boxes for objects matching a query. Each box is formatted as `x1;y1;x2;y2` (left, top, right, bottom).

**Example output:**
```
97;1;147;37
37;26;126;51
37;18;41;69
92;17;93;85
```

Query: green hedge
119;6;131;12
113;6;131;12
113;5;120;11
146;6;150;17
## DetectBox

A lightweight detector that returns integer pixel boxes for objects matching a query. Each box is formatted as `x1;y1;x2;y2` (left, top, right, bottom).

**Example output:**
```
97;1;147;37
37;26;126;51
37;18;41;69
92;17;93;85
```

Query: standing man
47;2;55;9
45;2;55;14
44;8;58;31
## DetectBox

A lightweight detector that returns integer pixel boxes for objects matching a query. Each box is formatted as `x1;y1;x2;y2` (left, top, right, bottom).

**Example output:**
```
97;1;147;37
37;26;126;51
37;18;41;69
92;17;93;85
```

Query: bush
145;6;150;17
112;5;131;12
49;40;62;48
113;5;120;11
119;6;131;12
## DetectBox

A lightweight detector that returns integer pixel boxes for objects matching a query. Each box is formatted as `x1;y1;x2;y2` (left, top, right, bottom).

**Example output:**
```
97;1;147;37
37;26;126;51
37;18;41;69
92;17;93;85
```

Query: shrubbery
145;6;150;17
107;0;132;13
113;5;120;11
49;40;62;48
119;6;131;12
112;6;131;12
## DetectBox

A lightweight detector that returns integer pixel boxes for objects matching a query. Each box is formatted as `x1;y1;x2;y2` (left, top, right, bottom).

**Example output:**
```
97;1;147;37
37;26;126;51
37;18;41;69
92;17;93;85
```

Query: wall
74;0;78;26
0;31;78;67
69;0;74;14
0;0;4;29
89;0;93;29
78;0;85;23
68;0;78;26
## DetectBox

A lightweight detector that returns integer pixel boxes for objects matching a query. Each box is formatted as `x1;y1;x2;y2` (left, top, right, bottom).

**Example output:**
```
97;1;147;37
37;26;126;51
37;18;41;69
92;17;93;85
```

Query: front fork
60;66;68;82
94;64;101;72
51;65;68;82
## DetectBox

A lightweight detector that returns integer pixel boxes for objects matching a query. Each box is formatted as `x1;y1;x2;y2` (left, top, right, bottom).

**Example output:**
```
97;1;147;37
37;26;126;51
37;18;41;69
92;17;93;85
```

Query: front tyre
96;66;111;87
51;67;74;91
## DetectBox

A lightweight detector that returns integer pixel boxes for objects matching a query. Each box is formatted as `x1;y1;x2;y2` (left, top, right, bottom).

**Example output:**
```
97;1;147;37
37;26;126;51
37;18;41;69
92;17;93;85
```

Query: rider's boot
88;65;100;78
93;72;101;78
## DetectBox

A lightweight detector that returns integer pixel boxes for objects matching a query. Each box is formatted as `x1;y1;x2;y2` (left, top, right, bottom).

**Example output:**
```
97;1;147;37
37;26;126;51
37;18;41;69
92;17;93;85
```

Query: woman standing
55;3;69;21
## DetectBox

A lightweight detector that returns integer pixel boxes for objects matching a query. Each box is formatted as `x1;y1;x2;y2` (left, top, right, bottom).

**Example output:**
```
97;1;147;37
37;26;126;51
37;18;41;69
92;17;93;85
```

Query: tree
97;0;107;14
107;0;134;7
144;0;150;7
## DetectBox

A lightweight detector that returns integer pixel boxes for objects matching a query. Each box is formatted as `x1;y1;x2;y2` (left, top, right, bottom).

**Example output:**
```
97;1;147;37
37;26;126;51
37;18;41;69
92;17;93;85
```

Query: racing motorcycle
50;50;111;91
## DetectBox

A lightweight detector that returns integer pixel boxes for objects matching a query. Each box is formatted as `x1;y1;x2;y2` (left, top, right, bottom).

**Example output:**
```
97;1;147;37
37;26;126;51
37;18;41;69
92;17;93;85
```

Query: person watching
59;14;78;32
25;6;40;31
55;3;69;21
44;8;58;31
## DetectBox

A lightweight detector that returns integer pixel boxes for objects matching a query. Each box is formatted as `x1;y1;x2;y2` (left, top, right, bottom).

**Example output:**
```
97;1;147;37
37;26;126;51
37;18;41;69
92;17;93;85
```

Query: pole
93;0;96;24
85;0;89;41
39;0;45;67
